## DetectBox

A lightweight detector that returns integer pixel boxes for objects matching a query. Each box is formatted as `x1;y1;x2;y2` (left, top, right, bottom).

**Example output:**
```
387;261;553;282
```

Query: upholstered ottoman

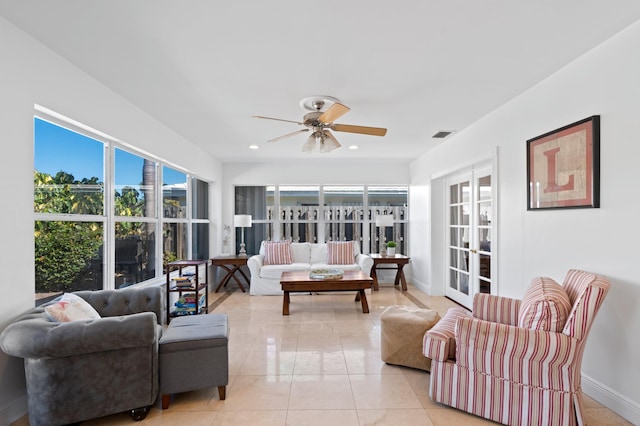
380;305;440;371
159;314;229;409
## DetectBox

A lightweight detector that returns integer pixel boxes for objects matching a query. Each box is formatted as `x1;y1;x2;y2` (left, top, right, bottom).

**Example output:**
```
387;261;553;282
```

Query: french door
446;165;493;308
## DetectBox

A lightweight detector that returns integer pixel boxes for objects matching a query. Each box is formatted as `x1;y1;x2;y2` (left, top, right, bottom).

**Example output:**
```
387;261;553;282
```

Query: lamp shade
375;214;394;227
319;130;341;153
234;214;252;227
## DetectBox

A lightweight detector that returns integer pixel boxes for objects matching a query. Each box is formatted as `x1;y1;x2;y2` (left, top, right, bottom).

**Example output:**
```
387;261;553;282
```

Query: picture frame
526;115;600;210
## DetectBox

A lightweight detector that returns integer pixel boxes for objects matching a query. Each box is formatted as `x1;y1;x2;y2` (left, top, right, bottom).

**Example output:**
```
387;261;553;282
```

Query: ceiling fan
253;96;387;153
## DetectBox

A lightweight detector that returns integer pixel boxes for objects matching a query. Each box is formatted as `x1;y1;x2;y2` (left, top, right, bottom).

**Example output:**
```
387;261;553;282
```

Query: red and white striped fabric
424;269;610;426
326;241;355;265
518;277;572;332
263;240;293;265
423;307;470;362
473;293;520;326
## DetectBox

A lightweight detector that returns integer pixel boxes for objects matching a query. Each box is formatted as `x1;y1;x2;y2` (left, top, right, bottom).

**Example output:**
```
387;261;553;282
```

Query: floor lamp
375;214;394;253
234;214;252;256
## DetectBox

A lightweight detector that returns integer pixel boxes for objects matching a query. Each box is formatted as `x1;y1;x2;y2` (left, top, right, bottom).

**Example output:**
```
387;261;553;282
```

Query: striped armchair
423;269;610;426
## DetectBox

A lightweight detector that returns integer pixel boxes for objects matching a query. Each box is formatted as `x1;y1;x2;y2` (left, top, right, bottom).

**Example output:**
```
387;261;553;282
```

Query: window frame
34;108;211;298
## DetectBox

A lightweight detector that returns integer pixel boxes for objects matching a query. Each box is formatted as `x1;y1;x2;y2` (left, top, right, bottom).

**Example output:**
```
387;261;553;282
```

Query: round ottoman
380;305;440;371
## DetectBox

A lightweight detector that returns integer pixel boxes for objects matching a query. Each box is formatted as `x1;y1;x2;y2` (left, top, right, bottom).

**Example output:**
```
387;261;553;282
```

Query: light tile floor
13;283;632;425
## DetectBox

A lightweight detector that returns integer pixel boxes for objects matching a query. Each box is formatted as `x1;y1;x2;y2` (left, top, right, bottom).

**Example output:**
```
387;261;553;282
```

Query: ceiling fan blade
331;123;387;136
253;115;304;125
318;102;350;124
267;128;309;143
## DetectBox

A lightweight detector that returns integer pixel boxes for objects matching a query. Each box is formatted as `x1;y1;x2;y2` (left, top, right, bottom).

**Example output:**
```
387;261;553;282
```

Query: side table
369;254;410;291
211;255;250;293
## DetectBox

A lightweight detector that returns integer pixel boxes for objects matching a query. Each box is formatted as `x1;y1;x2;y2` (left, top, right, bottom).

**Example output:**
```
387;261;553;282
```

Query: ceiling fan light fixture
255;97;386;153
320;130;341;153
302;134;316;153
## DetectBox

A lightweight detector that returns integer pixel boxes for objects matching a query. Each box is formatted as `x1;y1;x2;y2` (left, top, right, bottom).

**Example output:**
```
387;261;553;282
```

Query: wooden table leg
400;269;407;291
228;266;247;292
370;266;379;291
282;291;290;315
215;265;247;293
394;265;408;291
214;266;234;292
359;289;369;313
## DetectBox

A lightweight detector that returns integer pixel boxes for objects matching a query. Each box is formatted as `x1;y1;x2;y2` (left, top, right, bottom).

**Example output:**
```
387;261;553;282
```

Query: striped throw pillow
263;241;293;265
327;241;355;265
518;276;572;332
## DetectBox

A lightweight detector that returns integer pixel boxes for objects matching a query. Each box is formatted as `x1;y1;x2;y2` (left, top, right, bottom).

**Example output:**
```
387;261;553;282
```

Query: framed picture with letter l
526;115;600;210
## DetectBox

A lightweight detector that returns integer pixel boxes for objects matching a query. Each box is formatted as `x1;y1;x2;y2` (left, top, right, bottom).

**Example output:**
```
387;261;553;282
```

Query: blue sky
34;118;185;186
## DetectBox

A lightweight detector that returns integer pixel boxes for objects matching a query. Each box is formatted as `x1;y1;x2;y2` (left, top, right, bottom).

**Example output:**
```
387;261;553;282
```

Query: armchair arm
356;253;373;275
424;307;470;362
472;293;520;326
455;316;580;389
0;312;159;359
247;254;264;278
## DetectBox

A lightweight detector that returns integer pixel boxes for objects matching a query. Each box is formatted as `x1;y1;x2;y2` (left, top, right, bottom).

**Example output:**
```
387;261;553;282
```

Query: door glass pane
450;184;459;204
450;206;458;225
479;254;491;280
479;175;491;200
460;271;469;295
461;181;470;203
450;228;459;246
450;248;458;269
449;270;457;290
462;205;470;229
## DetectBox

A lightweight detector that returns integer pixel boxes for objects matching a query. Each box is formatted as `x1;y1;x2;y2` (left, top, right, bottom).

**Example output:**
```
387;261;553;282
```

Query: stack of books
172;276;194;288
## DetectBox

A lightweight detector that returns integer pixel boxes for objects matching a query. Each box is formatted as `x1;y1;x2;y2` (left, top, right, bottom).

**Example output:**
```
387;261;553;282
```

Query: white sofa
247;241;373;295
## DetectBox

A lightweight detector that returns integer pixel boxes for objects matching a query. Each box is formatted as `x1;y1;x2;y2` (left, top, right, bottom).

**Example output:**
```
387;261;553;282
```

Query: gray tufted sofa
0;286;164;426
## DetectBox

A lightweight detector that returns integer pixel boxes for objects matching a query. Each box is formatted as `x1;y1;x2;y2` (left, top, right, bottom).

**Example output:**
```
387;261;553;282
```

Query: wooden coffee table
280;270;373;315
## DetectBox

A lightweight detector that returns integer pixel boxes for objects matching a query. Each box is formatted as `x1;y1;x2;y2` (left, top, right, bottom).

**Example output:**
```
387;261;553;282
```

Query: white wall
410;19;640;423
0;17;222;423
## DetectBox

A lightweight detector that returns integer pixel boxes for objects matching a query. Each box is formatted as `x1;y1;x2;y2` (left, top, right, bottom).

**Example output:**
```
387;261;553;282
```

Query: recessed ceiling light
348;145;358;150
249;144;259;150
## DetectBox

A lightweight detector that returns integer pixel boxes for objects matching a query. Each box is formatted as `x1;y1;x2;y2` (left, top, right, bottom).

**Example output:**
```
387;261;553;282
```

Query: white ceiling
2;1;640;163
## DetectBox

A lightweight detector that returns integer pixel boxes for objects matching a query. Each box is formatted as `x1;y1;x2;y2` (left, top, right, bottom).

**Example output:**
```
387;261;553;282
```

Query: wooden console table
369;254;410;291
211;255;250;292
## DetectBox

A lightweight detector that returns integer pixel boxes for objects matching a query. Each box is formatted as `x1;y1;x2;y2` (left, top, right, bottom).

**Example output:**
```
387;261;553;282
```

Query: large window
235;185;408;255
34;114;210;302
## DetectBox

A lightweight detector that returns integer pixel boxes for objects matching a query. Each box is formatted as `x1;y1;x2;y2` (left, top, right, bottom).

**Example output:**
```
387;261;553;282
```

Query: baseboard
0;395;27;426
409;276;431;295
582;373;640;424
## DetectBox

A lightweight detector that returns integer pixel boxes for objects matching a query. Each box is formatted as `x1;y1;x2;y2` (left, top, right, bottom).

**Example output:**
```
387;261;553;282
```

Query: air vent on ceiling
432;130;453;139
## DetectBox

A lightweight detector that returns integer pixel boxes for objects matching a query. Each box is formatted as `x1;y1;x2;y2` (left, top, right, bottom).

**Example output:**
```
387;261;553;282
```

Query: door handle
470;249;478;254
